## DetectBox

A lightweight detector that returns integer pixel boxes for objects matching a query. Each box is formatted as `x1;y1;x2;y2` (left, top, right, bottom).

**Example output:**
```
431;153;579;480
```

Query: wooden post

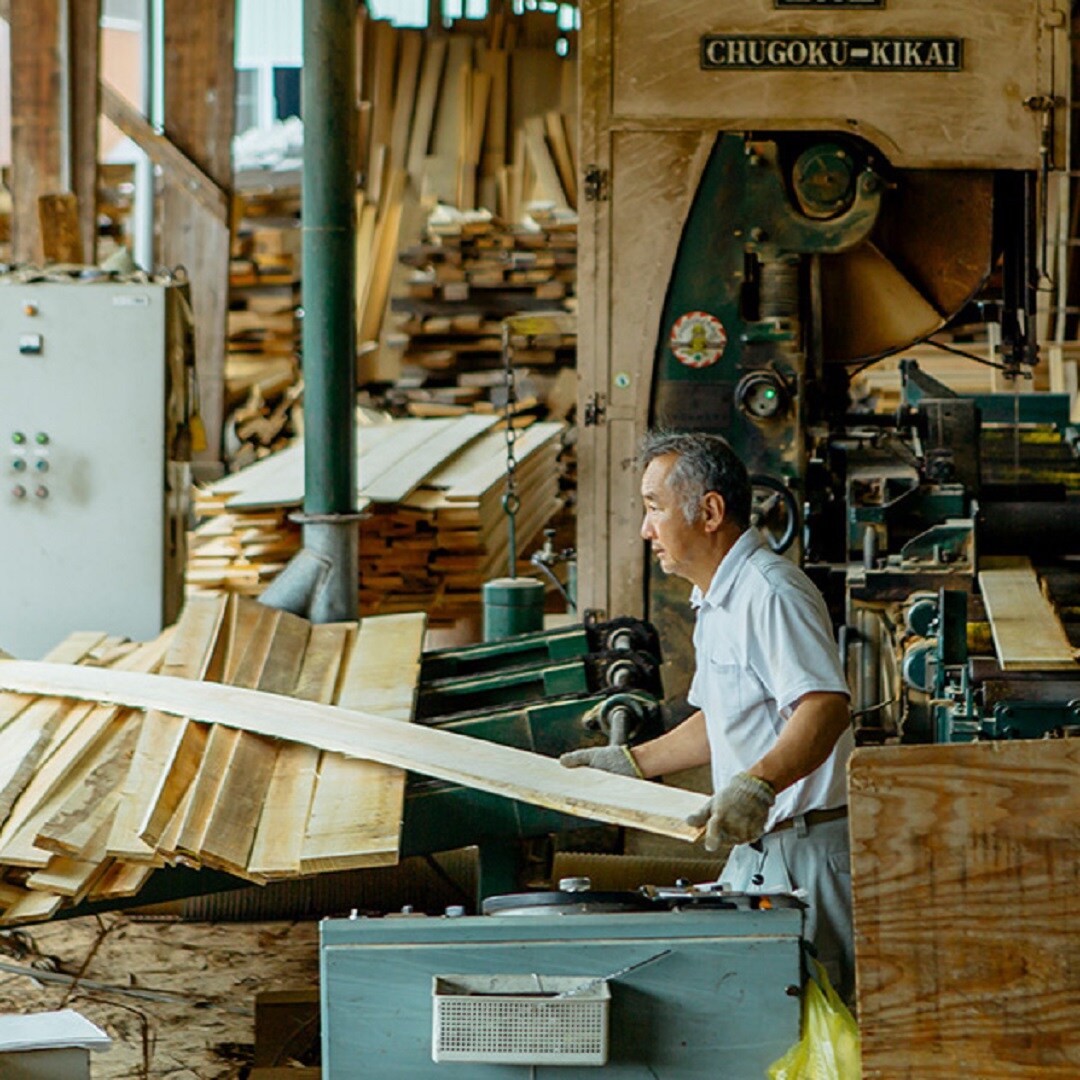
9;0;101;265
162;0;236;471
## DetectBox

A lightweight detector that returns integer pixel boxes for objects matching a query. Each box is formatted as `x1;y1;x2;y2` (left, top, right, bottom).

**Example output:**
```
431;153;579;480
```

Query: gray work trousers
722;814;855;1007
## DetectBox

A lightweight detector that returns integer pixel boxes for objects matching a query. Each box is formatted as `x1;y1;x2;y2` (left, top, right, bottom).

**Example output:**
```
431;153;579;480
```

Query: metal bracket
584;165;609;202
583;392;606;427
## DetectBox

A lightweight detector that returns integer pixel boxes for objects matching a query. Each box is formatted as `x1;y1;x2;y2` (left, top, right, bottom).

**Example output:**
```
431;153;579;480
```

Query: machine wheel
750;475;800;554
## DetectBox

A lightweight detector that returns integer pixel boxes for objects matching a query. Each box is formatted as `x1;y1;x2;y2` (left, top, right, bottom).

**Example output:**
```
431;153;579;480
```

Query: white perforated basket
431;974;610;1065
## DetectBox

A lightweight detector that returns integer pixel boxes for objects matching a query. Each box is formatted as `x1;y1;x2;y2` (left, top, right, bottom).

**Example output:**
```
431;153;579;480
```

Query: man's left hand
686;772;775;851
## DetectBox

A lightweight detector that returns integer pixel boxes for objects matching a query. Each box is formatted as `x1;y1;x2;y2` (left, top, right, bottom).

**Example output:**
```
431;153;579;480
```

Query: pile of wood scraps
395;210;576;374
0;597;427;923
188;414;567;623
226;178;304;469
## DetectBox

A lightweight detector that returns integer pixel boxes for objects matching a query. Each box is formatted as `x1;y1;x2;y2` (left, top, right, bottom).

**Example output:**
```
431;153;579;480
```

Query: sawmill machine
576;0;1080;729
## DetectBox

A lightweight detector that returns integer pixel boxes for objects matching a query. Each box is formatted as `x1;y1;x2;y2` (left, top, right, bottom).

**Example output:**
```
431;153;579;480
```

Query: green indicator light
764;388;776;399
12;432;25;445
35;433;49;445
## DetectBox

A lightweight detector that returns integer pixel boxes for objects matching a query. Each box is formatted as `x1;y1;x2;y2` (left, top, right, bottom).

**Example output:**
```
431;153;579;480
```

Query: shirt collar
689;528;765;610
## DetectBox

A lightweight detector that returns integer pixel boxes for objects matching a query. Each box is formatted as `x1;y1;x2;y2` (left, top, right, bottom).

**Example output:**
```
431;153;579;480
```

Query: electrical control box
0;280;190;658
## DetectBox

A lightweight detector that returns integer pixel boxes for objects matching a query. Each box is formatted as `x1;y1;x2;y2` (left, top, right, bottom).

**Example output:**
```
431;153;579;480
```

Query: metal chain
501;319;521;577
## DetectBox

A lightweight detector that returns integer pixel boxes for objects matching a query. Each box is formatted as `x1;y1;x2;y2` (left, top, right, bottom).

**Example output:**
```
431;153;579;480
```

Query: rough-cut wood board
389;30;422;174
850;741;1080;1078
248;622;352;878
523;115;570;210
978;557;1078;670
181;606;309;871
109;596;229;859
0;662;705;840
300;613;426;873
407;36;447;182
422;422;563;500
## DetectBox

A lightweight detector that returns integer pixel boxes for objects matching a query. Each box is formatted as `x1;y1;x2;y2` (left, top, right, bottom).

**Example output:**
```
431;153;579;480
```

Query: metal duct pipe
265;0;358;622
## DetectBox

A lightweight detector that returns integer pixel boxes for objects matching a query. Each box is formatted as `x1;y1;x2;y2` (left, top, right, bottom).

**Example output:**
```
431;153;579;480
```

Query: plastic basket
432;974;611;1065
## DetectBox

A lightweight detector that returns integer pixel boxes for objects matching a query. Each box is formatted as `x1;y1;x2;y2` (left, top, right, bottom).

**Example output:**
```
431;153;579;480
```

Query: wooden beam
9;0;65;263
162;0;236;467
100;82;229;222
70;0;102;262
0;662;706;840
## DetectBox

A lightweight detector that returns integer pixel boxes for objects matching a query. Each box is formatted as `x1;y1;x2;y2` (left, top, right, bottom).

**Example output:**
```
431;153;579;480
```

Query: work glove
559;744;644;779
686;772;775;851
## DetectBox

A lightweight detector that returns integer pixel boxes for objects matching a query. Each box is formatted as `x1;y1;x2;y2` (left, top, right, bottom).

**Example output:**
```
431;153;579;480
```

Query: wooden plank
36;721;139;857
0;888;62;926
978;557;1079;670
300;614;426;873
365;19;398;203
0;662;705;840
407;36;447;183
100;81;229;222
389;30;423;174
850;741;1080;1078
37;193;83;264
108;596;230;859
195;608;311;875
359;168;406;344
363;414;497;502
523;116;570;210
248;622;352;878
544;111;577;209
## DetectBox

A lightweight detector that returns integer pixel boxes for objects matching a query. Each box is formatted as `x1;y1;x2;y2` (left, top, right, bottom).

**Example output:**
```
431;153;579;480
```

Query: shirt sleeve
752;577;850;716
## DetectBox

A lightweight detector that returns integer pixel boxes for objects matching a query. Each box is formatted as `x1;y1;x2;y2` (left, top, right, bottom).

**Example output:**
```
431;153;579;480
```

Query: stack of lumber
354;7;577;379
187;415;566;623
226;177;304;468
0;598;704;925
0;597;428;923
395;211;577;373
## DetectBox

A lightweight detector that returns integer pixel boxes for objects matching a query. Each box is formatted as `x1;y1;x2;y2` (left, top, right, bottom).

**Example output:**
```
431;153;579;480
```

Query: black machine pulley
584;614;662;658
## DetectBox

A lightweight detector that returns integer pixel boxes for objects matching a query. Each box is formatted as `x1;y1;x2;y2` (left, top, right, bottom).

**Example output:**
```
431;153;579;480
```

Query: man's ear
700;491;726;532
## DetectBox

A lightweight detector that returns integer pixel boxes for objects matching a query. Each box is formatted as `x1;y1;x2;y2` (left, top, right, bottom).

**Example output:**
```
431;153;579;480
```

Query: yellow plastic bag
767;960;861;1080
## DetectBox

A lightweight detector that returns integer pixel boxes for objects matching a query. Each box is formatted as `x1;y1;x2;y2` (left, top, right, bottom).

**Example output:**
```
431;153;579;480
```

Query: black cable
924;337;1013;371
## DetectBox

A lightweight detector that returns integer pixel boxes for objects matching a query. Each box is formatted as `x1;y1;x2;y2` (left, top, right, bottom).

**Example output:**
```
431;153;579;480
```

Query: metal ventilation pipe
262;0;358;622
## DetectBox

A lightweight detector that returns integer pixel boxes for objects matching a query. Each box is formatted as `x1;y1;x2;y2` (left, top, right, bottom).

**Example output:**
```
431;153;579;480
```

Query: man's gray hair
640;429;752;528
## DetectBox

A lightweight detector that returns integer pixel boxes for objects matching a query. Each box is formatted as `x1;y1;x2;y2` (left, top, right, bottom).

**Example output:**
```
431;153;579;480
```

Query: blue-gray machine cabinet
321;907;802;1077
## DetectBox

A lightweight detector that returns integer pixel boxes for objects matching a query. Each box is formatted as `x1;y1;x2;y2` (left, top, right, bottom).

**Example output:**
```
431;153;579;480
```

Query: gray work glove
686;772;775;851
559;744;644;779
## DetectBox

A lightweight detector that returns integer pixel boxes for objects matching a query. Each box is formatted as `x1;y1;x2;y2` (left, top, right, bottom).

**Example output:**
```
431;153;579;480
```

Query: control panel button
18;334;44;355
34;486;49;499
35;432;50;445
11;485;26;499
34;459;49;472
11;432;26;446
11;458;26;472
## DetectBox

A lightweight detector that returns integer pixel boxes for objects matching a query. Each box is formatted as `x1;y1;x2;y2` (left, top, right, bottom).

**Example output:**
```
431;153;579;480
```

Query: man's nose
640;514;653;540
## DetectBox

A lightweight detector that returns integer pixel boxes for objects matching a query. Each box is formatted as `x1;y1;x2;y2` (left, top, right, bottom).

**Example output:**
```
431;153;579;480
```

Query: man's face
640;453;702;580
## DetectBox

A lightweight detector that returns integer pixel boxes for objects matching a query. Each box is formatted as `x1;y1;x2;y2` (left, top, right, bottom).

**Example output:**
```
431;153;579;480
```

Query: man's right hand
559;745;644;778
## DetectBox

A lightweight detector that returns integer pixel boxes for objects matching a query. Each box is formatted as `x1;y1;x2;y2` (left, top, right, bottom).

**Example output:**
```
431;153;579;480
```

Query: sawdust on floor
0;914;319;1078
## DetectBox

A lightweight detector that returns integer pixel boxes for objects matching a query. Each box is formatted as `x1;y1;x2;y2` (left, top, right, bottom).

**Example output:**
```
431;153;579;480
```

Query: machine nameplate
701;35;963;71
775;1;884;8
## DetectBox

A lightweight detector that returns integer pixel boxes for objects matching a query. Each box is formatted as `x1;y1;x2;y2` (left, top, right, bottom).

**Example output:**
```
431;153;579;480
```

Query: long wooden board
0;662;704;840
850;741;1080;1078
978;556;1078;670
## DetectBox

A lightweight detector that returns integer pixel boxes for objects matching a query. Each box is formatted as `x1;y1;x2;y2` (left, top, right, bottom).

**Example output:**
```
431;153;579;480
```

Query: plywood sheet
850;741;1080;1079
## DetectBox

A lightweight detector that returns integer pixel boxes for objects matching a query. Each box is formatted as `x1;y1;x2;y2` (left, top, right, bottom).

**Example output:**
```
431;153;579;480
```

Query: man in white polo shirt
561;430;854;1002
